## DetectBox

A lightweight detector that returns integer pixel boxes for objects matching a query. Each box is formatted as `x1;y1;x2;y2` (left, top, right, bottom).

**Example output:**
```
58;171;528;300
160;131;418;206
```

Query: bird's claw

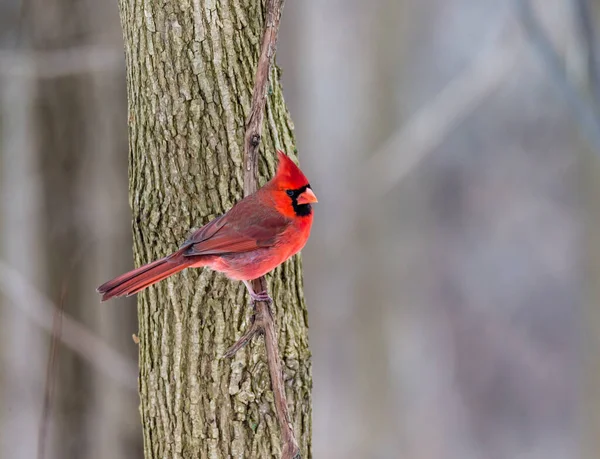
250;290;273;304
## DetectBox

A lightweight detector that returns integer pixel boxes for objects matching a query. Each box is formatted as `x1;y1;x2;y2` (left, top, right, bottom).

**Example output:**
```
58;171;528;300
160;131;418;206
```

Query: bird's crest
274;150;309;189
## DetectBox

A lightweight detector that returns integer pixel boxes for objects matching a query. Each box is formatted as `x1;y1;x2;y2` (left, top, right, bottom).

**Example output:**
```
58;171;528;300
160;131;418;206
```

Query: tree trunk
118;1;312;457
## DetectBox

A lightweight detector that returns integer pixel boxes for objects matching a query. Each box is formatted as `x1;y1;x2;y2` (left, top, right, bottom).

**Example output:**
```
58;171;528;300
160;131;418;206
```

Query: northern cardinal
97;150;317;302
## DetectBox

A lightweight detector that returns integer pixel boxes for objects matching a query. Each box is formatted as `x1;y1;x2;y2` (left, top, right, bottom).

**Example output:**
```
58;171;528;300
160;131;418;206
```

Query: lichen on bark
117;0;312;457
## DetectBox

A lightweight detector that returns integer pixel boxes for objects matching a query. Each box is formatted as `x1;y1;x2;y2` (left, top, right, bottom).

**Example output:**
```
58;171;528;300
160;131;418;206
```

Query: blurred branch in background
0;47;122;79
567;2;600;459
367;20;520;197
573;0;600;109
0;261;137;390
366;0;600;202
38;279;64;459
516;0;600;151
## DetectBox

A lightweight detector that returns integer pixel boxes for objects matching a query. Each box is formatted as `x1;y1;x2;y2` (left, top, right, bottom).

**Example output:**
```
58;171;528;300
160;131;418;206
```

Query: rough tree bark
118;1;312;457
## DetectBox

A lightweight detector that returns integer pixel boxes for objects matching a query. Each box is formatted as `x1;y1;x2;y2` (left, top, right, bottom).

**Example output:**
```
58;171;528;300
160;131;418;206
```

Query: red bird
97;150;317;302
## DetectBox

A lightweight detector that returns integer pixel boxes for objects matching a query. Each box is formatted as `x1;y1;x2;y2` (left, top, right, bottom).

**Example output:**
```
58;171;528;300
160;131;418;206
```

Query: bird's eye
286;190;294;197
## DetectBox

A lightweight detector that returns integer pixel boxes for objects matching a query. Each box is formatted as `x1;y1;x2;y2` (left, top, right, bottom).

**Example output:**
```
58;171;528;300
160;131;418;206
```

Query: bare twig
223;314;260;358
224;0;300;458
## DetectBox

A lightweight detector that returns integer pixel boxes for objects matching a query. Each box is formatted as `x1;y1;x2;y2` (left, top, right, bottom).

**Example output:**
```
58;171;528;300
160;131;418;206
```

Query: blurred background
1;0;599;458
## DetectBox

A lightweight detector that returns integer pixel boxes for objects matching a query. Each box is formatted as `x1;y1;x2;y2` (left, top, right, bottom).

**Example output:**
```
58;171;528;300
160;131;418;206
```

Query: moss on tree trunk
117;0;312;457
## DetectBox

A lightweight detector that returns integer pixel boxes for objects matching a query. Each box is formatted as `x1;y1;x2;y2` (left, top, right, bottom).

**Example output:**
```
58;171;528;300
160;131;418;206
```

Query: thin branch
243;0;284;197
225;0;300;458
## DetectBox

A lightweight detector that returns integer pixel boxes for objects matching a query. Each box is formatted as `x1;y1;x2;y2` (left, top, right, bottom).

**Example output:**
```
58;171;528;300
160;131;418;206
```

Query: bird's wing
182;195;290;257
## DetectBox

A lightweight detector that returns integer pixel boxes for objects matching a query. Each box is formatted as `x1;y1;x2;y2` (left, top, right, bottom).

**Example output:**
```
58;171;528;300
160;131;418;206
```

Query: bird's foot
250;290;273;304
243;280;273;305
250;290;274;318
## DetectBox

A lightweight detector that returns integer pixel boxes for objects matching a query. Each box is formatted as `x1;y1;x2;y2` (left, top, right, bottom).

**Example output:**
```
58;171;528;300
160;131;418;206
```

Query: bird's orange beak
297;187;318;205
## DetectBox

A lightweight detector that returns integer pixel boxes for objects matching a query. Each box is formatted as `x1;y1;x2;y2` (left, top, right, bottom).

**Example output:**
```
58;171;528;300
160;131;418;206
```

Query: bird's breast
207;215;312;281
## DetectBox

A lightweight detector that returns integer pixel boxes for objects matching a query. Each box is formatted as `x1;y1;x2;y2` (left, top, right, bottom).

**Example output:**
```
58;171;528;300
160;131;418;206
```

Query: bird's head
269;150;318;218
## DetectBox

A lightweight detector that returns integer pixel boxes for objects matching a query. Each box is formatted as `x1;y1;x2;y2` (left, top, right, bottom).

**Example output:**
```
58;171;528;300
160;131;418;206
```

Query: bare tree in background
117;0;312;457
1;1;140;458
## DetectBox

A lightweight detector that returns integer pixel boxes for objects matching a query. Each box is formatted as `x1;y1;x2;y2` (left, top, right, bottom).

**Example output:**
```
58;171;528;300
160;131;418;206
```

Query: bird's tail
97;252;195;301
